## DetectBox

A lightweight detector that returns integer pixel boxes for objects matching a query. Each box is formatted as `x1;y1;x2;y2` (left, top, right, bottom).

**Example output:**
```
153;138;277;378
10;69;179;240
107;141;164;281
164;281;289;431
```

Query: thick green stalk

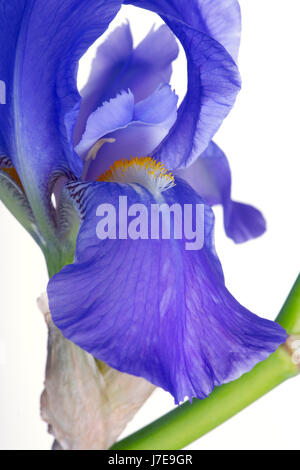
276;275;300;334
111;275;300;450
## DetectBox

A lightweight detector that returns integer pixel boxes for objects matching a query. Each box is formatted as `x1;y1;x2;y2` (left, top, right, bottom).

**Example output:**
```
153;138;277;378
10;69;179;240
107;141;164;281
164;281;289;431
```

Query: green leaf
0;169;45;246
55;187;79;262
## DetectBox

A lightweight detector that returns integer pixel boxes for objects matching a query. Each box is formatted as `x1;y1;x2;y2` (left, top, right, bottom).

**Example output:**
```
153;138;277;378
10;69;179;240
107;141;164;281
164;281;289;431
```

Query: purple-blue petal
86;119;177;180
224;201;267;244
48;179;286;403
75;90;135;157
76;85;178;179
74;22;179;145
133;85;178;124
77;85;178;157
125;0;241;61
124;1;241;169
192;0;241;61
122;24;179;102
74;22;134;146
177;142;267;243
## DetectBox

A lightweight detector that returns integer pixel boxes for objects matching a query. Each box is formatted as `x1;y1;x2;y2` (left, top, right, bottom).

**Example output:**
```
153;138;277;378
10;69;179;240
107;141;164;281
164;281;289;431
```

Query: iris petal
124;0;241;169
125;0;241;61
74;23;134;146
76;90;135;158
48;179;286;403
76;85;178;180
75;22;179;144
176;142;267;243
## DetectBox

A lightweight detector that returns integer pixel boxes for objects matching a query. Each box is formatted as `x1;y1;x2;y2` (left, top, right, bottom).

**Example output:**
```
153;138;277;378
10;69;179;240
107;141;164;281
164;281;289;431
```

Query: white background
0;0;299;450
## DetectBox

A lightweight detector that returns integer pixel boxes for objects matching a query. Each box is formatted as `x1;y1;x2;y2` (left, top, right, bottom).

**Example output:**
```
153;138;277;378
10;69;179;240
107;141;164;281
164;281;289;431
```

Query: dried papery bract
38;294;154;450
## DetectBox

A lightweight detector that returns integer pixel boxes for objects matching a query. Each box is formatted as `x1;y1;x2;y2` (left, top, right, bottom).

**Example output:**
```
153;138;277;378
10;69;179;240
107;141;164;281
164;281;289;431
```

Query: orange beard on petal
1;166;24;192
97;157;175;194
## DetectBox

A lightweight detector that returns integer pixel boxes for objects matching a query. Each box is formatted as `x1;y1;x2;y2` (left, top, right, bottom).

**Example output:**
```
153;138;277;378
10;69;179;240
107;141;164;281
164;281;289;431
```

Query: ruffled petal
74;23;179;144
48;179;286;403
75;90;135;157
0;0;122;236
133;85;178;124
176;142;267;243
124;0;241;169
76;85;178;179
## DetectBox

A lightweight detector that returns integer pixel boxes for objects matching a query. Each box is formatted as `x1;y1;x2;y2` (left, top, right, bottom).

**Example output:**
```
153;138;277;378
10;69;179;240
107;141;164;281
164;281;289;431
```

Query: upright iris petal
74;22;179;145
125;0;242;61
48;168;286;404
125;0;241;169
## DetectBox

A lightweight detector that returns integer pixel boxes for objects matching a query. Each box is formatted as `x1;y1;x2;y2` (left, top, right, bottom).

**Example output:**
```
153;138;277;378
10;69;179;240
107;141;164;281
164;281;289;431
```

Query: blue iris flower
0;0;286;404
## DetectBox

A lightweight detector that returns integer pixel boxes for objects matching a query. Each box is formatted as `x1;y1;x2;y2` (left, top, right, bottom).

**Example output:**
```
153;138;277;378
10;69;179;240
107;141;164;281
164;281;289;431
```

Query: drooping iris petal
176;142;267;243
48;179;286;403
224;202;267;244
124;0;241;169
76;85;178;180
0;0;122;236
74;23;179;144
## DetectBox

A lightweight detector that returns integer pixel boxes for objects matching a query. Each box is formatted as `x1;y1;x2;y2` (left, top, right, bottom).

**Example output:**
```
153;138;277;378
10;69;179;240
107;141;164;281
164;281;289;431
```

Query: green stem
111;275;300;450
276;275;300;334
